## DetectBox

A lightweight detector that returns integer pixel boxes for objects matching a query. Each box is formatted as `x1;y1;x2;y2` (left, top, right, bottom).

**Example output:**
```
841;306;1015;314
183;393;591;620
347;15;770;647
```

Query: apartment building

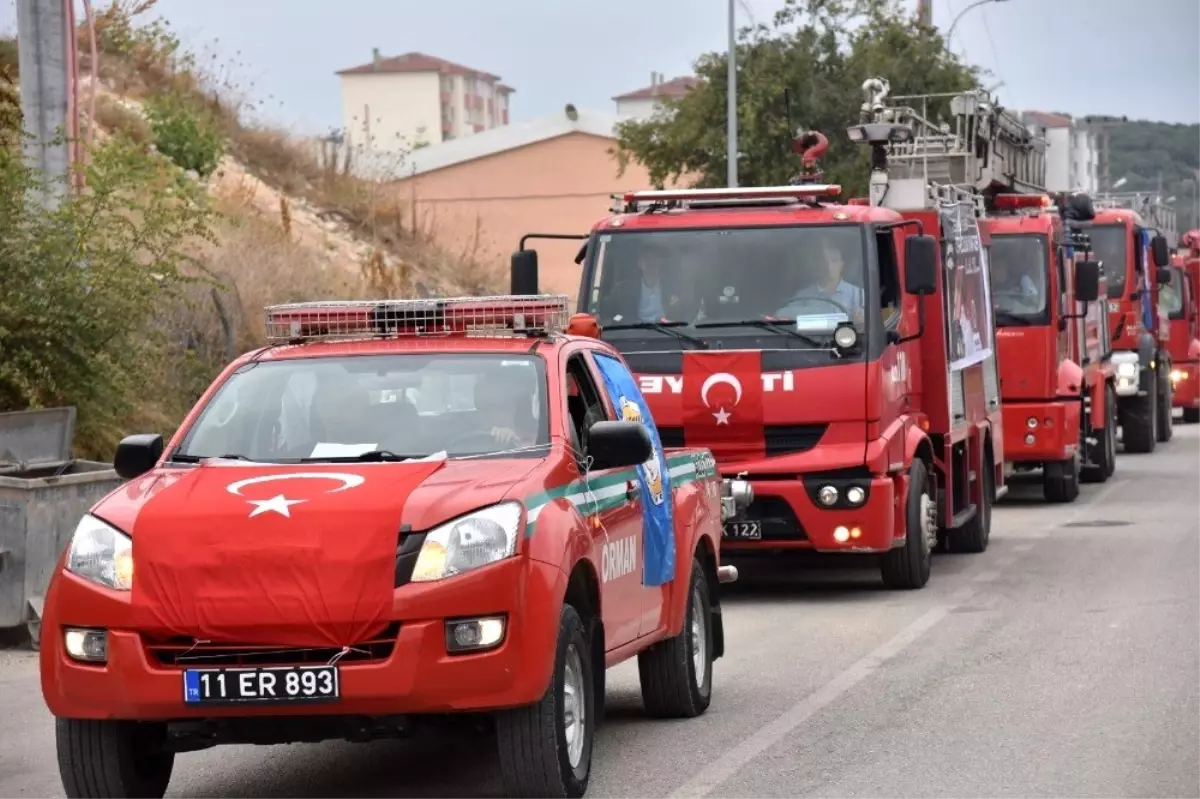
1023;110;1099;195
613;73;697;120
337;50;514;152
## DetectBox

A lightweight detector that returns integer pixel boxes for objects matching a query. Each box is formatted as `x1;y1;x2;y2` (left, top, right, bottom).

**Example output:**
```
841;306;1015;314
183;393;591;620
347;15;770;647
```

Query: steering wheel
446;429;503;452
788;296;854;319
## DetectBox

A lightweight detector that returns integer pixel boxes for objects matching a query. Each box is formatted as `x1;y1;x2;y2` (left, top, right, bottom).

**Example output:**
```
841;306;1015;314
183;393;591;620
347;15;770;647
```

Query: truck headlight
412;502;522;582
65;515;133;591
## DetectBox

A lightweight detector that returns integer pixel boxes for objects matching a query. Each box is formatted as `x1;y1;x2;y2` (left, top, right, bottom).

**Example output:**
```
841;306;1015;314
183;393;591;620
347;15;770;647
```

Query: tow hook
720;475;754;521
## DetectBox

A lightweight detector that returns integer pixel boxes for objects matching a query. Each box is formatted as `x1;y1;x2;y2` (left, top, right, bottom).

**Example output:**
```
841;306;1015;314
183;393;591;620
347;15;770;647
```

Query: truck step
994;485;1009;501
950;505;978;529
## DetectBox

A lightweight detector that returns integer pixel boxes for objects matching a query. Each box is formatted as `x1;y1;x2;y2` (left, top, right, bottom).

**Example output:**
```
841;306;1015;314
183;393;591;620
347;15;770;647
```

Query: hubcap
562;643;586;769
690;584;708;687
919;491;937;552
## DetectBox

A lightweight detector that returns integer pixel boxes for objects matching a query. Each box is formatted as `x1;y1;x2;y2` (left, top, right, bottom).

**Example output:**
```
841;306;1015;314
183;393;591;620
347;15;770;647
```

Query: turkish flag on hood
131;459;443;647
682;350;765;462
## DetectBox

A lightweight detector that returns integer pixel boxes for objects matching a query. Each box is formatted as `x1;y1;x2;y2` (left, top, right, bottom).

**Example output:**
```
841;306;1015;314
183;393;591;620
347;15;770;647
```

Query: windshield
989;234;1049;324
1159;266;1185;318
583;225;868;338
1087;224;1128;299
175;354;550;462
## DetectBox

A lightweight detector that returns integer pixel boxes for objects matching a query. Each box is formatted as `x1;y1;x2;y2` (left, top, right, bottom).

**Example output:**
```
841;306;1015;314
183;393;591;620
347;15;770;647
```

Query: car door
564;352;642;650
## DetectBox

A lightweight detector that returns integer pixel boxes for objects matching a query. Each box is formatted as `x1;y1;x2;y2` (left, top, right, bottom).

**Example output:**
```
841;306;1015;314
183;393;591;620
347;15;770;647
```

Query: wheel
1156;369;1173;442
1120;371;1157;454
56;719;174;798
638;557;713;718
950;448;993;552
880;459;933;588
1082;386;1116;484
1043;451;1080;503
496;604;594;798
1184;407;1200;424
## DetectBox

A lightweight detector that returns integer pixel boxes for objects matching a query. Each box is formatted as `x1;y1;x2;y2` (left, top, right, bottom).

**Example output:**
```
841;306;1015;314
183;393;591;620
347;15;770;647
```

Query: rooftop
337;50;503;82
1022;110;1074;129
613;75;698;101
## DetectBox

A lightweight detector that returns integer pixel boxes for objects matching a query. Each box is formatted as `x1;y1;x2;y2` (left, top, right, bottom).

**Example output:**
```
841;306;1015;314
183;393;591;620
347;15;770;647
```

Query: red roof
1023;110;1073;129
337;51;501;82
496;84;516;94
613;76;698;101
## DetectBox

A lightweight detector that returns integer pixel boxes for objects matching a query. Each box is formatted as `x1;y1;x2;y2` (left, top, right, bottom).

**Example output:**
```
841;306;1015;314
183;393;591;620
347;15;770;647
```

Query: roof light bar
622;185;842;205
263;294;571;345
994;193;1051;210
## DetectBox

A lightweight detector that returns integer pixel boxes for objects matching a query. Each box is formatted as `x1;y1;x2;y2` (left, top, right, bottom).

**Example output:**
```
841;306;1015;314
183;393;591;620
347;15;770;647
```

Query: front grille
145;622;402;668
655;425;826;456
733;496;807;541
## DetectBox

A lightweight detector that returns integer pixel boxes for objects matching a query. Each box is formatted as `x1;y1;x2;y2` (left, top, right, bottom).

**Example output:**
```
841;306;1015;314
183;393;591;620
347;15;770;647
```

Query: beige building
392;105;675;294
337;51;514;152
613;73;697;120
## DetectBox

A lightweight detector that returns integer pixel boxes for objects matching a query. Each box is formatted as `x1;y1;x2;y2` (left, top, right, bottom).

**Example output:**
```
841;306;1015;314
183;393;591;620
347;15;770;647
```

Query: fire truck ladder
856;78;1047;210
1093;191;1178;245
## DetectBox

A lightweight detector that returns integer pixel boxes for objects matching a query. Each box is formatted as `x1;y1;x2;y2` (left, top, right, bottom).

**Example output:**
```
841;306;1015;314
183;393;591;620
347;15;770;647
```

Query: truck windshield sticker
591;352;676;587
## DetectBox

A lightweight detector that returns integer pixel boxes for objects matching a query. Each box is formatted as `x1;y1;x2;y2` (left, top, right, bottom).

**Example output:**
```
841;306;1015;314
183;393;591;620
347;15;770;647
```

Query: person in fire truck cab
990;249;1041;311
468;363;539;450
607;247;686;323
775;238;865;324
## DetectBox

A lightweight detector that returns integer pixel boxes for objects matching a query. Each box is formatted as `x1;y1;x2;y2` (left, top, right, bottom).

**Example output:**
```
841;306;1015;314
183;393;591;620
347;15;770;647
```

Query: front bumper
40;558;563;721
720;473;898;554
1170;362;1199;409
1001;400;1079;463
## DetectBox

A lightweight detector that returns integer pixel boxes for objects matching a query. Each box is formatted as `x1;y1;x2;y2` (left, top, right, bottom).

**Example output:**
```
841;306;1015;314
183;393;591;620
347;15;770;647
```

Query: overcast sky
3;0;1198;133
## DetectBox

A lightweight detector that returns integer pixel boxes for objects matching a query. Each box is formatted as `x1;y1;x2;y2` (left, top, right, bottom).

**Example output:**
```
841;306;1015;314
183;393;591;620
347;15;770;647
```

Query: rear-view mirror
587;421;653;471
1151;235;1170;267
1075;260;1100;303
114;433;164;480
510;250;539;295
904;235;937;295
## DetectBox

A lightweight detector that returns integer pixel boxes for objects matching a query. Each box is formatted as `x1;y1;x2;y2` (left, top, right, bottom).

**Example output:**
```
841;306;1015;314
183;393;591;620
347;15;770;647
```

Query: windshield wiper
694;318;825;348
169;452;252;463
604;320;708;349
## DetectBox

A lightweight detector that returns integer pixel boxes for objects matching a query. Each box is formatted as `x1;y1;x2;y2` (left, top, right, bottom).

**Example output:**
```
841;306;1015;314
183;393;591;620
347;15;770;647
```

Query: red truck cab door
564;352;643;650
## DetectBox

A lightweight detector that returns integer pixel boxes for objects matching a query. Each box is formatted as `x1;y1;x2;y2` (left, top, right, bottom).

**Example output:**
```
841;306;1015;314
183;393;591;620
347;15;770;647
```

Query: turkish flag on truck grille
682;350;765;462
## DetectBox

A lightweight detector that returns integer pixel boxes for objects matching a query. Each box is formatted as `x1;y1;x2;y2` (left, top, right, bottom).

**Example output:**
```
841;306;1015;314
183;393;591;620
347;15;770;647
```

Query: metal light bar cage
263;294;572;345
616;184;842;213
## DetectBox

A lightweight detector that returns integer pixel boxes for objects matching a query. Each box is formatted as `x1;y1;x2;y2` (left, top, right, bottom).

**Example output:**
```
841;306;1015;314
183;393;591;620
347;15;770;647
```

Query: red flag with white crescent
682;350;765;462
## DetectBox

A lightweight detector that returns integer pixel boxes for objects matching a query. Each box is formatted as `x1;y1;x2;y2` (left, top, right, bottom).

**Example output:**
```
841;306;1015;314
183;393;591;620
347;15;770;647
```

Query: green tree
615;0;981;193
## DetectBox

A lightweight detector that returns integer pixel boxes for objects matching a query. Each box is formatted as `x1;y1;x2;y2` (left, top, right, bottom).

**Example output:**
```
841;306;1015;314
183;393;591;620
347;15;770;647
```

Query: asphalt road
2;423;1197;798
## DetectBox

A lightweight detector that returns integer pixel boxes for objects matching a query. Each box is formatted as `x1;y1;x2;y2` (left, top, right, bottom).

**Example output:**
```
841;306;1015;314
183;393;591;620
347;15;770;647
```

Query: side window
565;354;610;462
1056;245;1067;316
877;228;901;325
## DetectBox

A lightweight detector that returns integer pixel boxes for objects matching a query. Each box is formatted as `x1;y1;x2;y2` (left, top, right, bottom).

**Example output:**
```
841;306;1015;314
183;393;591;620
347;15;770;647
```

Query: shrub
144;89;223;177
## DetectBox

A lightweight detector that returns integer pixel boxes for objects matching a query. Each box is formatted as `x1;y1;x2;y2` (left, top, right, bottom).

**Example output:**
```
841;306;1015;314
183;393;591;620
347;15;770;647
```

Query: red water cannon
791;130;828;183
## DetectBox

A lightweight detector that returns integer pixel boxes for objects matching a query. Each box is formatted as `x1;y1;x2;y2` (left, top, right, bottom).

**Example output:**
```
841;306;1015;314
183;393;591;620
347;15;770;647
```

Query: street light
727;0;738;188
945;0;1012;53
1112;177;1128;190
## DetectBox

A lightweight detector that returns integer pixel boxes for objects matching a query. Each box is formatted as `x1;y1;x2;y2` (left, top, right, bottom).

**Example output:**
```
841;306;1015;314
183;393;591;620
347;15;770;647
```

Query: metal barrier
0;408;123;649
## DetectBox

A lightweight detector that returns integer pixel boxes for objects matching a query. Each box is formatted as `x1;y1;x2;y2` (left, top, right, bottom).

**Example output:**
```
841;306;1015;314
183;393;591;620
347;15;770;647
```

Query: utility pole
726;0;738;188
917;0;933;26
16;0;73;209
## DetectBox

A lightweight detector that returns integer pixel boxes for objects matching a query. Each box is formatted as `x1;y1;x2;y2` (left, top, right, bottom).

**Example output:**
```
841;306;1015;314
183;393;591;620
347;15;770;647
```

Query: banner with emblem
592;353;675;587
940;201;994;371
681;350;766;462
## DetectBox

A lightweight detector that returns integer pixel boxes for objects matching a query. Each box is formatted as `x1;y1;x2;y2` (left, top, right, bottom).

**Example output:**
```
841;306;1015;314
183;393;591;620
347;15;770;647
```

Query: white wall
1071;129;1098;194
340;71;442;154
1043;127;1071;193
616;97;659;120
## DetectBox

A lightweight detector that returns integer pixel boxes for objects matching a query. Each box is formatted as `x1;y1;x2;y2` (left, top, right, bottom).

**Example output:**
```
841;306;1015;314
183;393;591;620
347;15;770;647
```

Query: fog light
833;526;850;543
818;485;839;506
1024;433;1036;446
446;616;506;653
846;486;866;505
849;526;862;539
1026;416;1038;429
64;628;108;662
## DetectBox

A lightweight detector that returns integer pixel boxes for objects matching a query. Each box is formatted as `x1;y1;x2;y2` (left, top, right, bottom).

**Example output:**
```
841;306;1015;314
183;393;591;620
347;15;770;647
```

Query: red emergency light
994;193;1051;210
622;185;842;206
263;295;571;345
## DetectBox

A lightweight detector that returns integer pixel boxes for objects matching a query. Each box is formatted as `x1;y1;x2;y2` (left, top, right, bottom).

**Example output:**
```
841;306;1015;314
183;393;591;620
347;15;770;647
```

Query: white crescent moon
700;372;742;409
226;472;366;496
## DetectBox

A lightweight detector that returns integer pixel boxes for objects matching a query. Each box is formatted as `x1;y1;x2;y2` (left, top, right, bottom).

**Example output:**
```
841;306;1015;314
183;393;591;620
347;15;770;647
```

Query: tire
496;604;594;798
880;459;933;589
951;448;993;552
1156;369;1174;442
1042;451;1080;503
56;718;174;799
638;557;713;719
1120;372;1157;454
1184;407;1200;424
1082;386;1116;484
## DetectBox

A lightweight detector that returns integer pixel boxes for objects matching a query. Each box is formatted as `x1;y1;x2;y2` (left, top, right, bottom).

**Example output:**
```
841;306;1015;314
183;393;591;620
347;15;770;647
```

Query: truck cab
980;193;1114;501
1166;229;1200;423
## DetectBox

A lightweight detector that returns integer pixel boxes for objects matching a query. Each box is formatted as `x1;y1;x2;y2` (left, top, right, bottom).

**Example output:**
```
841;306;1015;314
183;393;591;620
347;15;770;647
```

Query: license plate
183;665;339;705
723;521;762;540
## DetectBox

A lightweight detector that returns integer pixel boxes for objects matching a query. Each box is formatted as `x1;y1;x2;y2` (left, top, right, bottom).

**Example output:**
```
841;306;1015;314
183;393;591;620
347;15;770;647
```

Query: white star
246;494;306;518
713;407;732;425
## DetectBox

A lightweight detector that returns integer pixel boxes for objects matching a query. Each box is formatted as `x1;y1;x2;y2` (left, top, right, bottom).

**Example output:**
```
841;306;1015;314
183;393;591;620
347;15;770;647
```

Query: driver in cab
992;255;1039;305
471;367;538;449
776;240;865;324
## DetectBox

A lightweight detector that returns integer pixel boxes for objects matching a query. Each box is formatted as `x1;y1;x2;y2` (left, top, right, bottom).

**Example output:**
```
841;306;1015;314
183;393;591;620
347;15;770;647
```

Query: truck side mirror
1075;260;1101;303
510;250;539;295
1156;266;1173;285
904;235;937;295
1151;235;1169;267
587;421;653;470
114;433;164;480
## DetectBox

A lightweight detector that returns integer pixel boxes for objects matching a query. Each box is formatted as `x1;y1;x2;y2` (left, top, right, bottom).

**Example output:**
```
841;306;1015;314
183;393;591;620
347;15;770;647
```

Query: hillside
1102;118;1200;233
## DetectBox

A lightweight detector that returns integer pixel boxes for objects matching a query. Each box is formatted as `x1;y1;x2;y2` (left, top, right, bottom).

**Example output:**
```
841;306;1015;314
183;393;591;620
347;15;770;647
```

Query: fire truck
1085;191;1176;451
1167;229;1200;422
513;77;1006;590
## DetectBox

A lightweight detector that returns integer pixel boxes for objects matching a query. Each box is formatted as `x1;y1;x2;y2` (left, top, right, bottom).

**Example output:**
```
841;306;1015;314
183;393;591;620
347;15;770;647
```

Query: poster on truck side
941;201;994;371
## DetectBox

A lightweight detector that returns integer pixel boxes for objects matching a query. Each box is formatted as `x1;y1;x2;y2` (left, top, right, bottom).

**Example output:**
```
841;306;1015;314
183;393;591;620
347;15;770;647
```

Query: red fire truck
1167;229;1200;422
514;78;1006;590
1086;193;1176;451
979;191;1115;502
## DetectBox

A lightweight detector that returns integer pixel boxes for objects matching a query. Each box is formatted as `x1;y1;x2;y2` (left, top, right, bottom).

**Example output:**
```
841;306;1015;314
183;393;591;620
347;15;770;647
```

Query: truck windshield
582;224;868;341
1087;224;1127;299
1159;266;1185;318
173;354;550;463
989;234;1049;325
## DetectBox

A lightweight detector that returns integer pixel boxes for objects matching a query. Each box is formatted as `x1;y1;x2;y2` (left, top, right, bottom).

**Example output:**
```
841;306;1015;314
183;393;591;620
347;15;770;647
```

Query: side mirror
904;234;938;295
586;421;652;471
510;250;539;295
114;433;164;480
1075;260;1101;303
1156;266;1173;285
1151;235;1169;267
